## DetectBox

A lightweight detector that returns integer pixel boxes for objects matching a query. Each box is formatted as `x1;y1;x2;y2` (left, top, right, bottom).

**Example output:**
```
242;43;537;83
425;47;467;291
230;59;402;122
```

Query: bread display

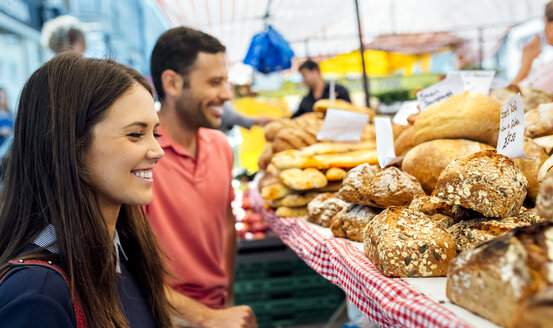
275;206;307;218
491;85;553;112
271;148;378;171
414;92;501;146
446;221;553;328
363;207;456;277
325;167;347;181
512;139;549;202
337;164;424;208
306;194;348;227
402;139;493;194
447;212;543;253
280;168;328;190
313;99;375;118
330;204;380;241
432;150;528;218
525;103;553;138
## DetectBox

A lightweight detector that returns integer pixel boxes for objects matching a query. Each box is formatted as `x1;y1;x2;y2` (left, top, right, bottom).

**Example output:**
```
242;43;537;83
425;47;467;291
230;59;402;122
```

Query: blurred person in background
148;27;257;328
0;88;14;149
511;1;553;94
0;53;172;328
41;15;87;55
218;102;274;133
293;59;351;118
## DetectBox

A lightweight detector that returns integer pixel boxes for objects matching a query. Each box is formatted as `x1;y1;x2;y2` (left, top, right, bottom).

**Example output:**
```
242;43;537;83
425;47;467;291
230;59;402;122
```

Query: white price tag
317;108;369;142
447;70;495;95
392;101;419;125
375;116;401;168
497;93;528;159
416;74;464;110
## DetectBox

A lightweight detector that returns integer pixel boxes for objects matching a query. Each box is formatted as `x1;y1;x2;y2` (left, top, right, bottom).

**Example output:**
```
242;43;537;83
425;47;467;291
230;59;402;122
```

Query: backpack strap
2;259;88;328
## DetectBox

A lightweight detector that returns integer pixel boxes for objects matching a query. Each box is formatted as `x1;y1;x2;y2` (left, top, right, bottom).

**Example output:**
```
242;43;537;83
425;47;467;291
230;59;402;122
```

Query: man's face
300;68;319;90
175;52;232;129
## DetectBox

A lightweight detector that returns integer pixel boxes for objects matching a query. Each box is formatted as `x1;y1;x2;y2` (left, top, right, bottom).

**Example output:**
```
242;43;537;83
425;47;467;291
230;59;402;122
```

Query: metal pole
354;0;371;107
478;26;484;69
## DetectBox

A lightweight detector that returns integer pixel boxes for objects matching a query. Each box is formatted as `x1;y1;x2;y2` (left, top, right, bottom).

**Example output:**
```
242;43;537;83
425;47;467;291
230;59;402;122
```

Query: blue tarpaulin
243;25;295;74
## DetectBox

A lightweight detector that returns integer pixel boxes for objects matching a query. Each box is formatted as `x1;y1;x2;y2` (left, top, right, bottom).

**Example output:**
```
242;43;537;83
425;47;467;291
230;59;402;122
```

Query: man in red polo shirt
147;27;256;328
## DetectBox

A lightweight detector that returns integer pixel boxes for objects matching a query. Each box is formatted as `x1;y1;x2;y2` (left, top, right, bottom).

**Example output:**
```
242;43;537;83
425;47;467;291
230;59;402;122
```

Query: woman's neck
98;198;121;240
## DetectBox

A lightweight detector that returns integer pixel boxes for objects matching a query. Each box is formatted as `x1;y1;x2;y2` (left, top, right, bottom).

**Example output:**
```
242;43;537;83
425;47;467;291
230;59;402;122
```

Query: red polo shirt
146;126;234;309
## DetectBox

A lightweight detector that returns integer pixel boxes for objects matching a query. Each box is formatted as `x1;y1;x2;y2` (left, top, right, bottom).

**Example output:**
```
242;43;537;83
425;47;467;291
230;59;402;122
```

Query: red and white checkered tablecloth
250;189;472;328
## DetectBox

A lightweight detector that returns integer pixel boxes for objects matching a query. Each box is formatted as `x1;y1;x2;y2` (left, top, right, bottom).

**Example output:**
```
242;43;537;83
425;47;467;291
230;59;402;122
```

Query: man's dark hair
299;59;320;72
150;26;226;101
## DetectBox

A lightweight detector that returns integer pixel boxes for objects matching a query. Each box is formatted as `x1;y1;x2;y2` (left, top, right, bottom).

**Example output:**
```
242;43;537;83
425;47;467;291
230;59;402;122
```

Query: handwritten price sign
497;93;528;158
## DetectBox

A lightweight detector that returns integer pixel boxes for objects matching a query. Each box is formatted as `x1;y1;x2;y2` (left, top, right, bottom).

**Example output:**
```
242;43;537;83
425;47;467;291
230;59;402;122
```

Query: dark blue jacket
0;256;156;327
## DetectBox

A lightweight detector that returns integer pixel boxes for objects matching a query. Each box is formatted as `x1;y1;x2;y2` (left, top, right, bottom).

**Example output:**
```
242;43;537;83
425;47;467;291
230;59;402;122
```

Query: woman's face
84;83;164;210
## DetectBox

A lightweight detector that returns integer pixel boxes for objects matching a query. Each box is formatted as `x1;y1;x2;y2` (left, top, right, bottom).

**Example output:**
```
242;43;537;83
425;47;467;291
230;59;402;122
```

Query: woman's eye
154;133;162;139
127;132;144;139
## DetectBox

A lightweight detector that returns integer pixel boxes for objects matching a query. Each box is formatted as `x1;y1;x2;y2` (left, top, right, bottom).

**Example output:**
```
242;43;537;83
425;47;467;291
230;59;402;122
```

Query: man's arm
226;205;237;306
166;286;257;328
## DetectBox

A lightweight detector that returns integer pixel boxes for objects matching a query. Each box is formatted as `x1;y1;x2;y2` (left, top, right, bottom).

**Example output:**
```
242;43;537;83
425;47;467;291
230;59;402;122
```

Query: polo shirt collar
157;125;213;158
33;224;128;273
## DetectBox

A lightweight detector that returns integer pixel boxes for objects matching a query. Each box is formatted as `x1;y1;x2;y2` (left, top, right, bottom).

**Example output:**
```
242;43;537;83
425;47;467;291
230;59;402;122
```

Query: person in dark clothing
292;59;351;118
0;53;172;328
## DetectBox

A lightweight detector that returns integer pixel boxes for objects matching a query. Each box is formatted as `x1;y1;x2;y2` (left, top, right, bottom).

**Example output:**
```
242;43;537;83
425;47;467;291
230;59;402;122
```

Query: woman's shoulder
0;265;76;327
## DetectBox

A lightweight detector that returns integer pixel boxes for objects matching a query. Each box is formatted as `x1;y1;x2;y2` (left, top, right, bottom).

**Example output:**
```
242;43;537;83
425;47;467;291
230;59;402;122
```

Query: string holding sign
497;93;529;159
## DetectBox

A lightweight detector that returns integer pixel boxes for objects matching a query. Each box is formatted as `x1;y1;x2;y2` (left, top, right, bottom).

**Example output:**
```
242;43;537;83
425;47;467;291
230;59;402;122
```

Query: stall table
250;189;499;328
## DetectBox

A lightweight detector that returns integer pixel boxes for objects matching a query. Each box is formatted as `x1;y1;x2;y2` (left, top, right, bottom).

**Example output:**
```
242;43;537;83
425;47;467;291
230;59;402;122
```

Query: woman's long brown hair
0;52;172;328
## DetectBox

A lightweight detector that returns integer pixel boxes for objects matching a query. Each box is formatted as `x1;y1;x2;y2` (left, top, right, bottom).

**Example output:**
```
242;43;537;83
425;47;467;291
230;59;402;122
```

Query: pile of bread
257;90;553;327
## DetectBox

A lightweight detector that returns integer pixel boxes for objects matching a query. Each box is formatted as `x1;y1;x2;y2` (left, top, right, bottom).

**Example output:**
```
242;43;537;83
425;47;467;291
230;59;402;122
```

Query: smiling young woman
0;53;172;328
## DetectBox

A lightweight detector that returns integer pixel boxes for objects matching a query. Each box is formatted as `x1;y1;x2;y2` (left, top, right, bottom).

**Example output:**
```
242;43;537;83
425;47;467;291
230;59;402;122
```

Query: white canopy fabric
155;0;548;64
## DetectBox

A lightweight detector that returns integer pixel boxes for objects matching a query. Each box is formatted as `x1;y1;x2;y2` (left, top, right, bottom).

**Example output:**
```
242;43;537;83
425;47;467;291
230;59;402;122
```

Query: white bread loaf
414;91;501;146
402;139;493;194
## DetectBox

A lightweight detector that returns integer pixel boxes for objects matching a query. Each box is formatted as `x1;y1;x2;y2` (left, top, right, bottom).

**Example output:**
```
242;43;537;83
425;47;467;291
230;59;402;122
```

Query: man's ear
161;70;183;99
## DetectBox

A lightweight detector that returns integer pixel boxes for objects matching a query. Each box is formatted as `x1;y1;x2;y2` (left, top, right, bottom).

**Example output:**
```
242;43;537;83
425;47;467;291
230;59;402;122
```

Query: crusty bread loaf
447;212;544;253
446;221;553;328
432;150;528;218
280;168;328;190
275;206;307;217
261;182;292;200
533;135;553;154
338;164;424;208
490;85;553;112
538;154;553;184
537;170;553;220
402;139;493;194
363;206;456;277
414;91;501;146
325;167;347;181
512;139;549;202
525;103;553;138
394;126;416;156
330;204;380;241
306;194;347;227
267;192;319;208
408;195;459;229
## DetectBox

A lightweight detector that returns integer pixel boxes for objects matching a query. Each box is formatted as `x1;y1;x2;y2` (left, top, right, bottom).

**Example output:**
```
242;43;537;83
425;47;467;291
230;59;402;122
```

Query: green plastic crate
235;259;314;280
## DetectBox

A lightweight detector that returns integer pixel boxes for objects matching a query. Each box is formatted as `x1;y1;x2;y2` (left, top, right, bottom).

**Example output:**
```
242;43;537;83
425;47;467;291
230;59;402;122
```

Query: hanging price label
317;108;369;142
392;101;419;126
375;116;401;168
497;93;528;159
416;74;464;110
447;70;495;95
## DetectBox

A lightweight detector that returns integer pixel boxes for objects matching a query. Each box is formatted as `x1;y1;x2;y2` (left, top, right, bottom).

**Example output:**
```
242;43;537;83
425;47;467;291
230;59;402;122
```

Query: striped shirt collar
33;224;128;273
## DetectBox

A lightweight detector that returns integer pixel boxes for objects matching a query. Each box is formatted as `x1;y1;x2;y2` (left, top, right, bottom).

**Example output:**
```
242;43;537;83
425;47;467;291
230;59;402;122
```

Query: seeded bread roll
537;170;553;220
402;139;493;194
512;139;549;202
330;204;380;241
525;103;553;138
363;207;456;277
306;195;347;227
446;221;553;328
414;91;502;146
432;150;528;218
408;195;459;230
447;211;544;253
338;164;424;208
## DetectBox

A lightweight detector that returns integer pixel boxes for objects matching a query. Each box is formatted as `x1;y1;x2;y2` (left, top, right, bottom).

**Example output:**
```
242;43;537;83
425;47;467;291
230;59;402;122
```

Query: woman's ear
160;70;183;100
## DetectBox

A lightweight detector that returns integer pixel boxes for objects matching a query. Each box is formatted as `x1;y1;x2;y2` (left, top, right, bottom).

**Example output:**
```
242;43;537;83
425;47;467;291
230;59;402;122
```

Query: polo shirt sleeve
0;268;75;327
226;139;235;206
